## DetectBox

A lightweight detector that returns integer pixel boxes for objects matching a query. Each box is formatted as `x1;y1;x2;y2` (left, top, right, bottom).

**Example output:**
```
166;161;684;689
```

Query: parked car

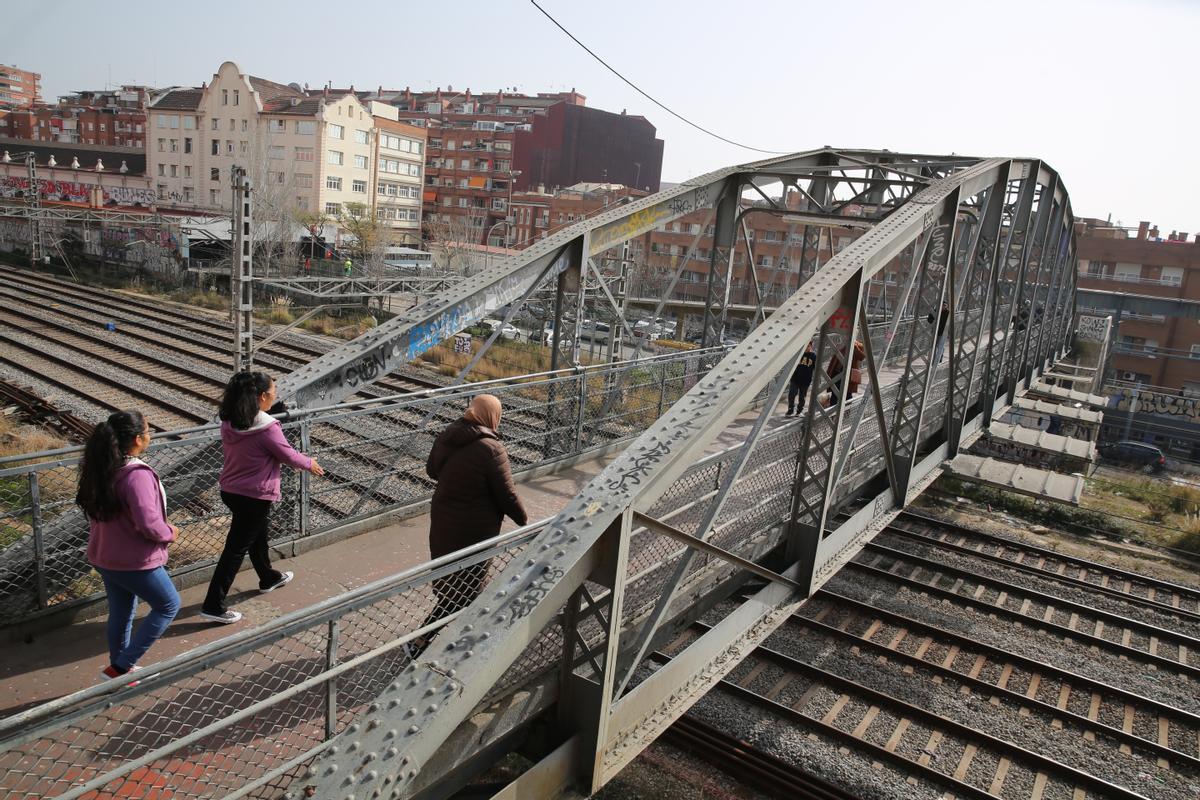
1098;441;1166;473
632;320;660;340
481;318;521;340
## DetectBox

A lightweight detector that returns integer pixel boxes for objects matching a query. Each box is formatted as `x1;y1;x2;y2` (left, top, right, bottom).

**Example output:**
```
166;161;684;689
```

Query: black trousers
411;558;491;659
787;378;811;414
202;491;283;614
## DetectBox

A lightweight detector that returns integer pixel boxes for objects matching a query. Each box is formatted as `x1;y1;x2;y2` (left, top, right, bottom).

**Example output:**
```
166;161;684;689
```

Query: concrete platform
984;422;1097;462
1026;380;1107;409
1011;396;1103;425
947;453;1085;505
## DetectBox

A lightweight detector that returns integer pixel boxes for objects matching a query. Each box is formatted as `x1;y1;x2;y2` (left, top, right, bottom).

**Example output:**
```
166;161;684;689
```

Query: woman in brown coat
424;394;528;623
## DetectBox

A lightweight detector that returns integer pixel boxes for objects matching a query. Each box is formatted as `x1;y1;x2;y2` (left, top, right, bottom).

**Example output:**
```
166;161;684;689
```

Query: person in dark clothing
928;301;950;365
415;395;528;655
785;342;816;417
826;339;867;404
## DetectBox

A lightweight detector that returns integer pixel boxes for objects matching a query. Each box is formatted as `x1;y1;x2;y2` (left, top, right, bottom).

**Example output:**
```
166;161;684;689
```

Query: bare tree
244;127;303;277
338;202;389;277
425;208;487;275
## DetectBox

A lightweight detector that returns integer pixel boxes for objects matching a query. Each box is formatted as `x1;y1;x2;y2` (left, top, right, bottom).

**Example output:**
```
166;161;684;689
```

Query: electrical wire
529;0;789;156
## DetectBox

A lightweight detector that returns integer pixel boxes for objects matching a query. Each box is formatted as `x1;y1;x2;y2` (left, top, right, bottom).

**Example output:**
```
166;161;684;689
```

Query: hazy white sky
7;0;1196;234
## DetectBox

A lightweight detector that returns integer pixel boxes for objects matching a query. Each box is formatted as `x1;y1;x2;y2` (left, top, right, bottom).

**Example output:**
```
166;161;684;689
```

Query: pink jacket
87;462;175;572
219;413;313;501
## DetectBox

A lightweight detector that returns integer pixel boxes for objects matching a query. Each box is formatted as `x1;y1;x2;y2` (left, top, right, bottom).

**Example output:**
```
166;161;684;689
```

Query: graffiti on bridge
1;176;157;207
1109;388;1200;421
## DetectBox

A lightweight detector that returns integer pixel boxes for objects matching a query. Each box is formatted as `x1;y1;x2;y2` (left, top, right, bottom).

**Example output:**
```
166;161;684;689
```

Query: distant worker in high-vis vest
343;258;352;277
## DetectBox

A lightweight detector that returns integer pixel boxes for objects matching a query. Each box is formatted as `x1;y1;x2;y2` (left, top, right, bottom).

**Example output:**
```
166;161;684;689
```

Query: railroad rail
0;380;94;439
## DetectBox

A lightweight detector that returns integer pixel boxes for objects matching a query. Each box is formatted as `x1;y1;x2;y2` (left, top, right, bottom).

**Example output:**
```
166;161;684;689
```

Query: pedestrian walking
785;342;816;417
343;258;353;277
200;371;324;624
414;395;528;654
77;410;180;683
826;338;867;405
928;301;950;365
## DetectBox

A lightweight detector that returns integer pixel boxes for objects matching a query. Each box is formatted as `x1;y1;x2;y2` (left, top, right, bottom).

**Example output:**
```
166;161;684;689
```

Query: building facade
0;86;149;148
1076;218;1200;392
0;64;41;109
370;104;425;245
362;87;662;246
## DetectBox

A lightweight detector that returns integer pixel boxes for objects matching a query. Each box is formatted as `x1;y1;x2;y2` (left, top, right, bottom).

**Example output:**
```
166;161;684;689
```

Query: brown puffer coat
426;419;528;558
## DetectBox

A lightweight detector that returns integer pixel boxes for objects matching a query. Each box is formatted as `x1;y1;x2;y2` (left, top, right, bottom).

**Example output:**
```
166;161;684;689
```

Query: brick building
1076;218;1200;392
361;87;663;246
0;64;41;108
0;86;150;148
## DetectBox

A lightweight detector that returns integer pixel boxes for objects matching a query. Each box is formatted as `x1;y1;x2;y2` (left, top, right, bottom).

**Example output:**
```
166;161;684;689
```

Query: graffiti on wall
1;176;156;207
1076;314;1109;342
1109;388;1200;420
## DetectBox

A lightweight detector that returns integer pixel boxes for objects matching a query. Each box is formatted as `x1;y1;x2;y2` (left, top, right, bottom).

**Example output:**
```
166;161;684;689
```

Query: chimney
1137;221;1149;240
1150;225;1160;240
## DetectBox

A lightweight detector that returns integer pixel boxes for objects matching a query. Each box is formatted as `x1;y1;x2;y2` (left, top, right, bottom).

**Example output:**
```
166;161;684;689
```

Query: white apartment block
369;102;425;245
146;61;424;243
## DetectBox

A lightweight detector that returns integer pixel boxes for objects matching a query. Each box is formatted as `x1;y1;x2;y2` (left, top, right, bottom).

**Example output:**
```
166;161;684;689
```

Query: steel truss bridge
0;148;1077;799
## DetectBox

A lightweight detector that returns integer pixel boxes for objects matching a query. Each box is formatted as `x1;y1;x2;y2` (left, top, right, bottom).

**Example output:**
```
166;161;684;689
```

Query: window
211;189;221;204
229;118;235;131
222;89;228;105
1161;266;1184;286
297;196;309;209
240;140;247;154
169;165;178;177
1191;345;1200;360
295;147;314;161
352;179;367;193
296;173;313;188
168;116;179;129
354;129;369;144
326;176;342;190
446;140;455;150
757;255;772;267
354;154;368;169
211;139;219;155
184;166;192;178
157;164;165;176
233;89;239;106
296;120;315;135
329;124;344;139
325;202;340;215
226;140;234;154
494;140;511;152
99;123;106;132
211;167;220;181
269;171;285;184
458;198;469;208
460;159;469;170
157;138;165;152
458;178;468;188
269;119;286;133
184;137;192;153
269;145;284;159
157;183;167;198
328;150;343;165
241;119;248;132
211;117;219;130
157;114;166;128
183;116;195;130
169;139;178;152
380;158;400;174
412;141;422;154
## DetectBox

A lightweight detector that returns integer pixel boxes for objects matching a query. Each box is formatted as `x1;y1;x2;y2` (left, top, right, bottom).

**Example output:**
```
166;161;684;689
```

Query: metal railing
0;337;982;800
0;347;727;627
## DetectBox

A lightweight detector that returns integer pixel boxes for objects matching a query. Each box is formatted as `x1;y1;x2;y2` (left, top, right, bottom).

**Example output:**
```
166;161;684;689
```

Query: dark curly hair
76;410;147;520
219;370;273;430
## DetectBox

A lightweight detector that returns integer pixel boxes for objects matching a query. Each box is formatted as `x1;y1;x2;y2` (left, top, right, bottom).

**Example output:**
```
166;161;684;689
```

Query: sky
5;0;1197;235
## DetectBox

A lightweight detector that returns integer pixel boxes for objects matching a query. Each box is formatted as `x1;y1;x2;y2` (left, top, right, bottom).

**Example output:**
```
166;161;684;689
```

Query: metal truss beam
308;155;1035;798
254;276;462;298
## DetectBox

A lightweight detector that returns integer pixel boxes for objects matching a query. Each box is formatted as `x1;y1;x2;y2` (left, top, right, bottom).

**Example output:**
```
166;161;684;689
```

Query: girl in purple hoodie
78;410;180;683
200;371;324;624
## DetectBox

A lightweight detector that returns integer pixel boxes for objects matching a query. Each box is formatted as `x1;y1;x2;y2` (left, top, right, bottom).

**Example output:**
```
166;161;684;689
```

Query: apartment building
0;86;150;148
509;182;646;247
1076;218;1200;392
362;87;662;245
369;104;425;245
0;64;41;109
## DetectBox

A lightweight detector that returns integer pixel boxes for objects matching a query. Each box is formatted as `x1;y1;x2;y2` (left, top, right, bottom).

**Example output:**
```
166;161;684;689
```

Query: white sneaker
199;609;243;624
260;571;294;594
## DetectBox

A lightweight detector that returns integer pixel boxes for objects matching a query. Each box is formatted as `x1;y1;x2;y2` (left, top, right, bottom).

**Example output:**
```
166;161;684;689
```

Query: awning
468;176;487;189
422;189;437;202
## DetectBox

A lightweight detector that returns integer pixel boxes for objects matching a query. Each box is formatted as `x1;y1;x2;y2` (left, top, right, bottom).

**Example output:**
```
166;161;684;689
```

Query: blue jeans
96;566;180;671
933;336;947;366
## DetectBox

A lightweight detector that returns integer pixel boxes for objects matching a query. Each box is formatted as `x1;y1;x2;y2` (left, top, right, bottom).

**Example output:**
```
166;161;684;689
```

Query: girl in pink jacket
78;410;180;683
200;371;324;624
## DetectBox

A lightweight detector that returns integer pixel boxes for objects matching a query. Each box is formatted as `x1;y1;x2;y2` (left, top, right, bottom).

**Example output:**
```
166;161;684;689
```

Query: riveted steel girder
306;155;1033;799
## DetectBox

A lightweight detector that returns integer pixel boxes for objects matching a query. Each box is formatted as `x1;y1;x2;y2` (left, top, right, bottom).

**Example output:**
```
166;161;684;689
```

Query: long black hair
219;370;272;430
76;410;146;520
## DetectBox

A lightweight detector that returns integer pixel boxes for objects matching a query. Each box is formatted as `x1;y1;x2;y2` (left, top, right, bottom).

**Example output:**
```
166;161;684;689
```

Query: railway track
644;512;1200;799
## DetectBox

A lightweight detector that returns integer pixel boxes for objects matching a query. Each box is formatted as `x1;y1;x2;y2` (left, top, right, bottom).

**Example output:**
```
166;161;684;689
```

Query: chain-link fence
0;347;726;628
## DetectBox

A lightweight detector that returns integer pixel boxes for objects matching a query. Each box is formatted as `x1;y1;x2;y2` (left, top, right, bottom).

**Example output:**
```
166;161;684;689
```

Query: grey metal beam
1074;288;1200;320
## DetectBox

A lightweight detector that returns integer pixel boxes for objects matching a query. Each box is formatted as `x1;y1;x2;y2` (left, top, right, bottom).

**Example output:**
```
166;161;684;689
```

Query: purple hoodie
87;461;175;572
220;411;313;501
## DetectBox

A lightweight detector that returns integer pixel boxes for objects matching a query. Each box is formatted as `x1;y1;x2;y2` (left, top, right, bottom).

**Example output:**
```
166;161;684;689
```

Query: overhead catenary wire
529;0;789;156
